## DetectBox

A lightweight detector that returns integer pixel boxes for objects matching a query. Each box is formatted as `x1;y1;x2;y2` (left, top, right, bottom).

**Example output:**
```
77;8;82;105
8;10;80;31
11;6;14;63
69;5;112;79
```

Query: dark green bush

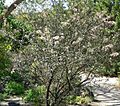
0;93;4;101
23;85;46;104
10;72;22;83
0;93;8;101
5;81;24;95
66;95;92;105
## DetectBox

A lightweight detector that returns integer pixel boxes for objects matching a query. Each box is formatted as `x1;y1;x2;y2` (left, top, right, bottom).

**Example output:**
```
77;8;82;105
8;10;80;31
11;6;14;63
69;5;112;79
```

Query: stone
8;101;20;106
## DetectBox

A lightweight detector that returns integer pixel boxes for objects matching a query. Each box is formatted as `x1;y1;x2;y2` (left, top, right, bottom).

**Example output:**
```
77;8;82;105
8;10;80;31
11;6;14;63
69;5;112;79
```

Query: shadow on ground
90;77;120;106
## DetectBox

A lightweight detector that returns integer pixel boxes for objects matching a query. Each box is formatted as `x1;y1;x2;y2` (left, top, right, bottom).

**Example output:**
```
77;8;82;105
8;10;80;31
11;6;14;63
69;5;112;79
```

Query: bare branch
0;0;24;24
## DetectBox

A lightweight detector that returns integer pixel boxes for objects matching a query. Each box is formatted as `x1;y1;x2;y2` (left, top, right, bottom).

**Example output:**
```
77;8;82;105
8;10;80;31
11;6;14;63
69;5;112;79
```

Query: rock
8;101;20;106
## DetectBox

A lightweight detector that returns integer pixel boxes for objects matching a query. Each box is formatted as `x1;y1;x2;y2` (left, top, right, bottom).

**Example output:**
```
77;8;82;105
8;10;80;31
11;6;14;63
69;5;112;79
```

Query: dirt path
0;97;30;106
90;77;120;106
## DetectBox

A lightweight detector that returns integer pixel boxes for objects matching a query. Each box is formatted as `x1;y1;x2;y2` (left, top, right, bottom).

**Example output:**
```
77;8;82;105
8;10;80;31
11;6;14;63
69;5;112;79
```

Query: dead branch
0;0;24;24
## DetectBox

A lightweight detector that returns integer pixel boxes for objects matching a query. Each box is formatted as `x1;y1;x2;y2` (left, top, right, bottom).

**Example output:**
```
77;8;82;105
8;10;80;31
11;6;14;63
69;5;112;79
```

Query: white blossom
53;36;59;40
110;52;119;57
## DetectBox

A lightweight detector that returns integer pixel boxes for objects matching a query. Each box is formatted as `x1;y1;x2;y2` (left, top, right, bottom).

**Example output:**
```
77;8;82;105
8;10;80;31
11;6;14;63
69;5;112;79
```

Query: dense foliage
1;0;120;105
